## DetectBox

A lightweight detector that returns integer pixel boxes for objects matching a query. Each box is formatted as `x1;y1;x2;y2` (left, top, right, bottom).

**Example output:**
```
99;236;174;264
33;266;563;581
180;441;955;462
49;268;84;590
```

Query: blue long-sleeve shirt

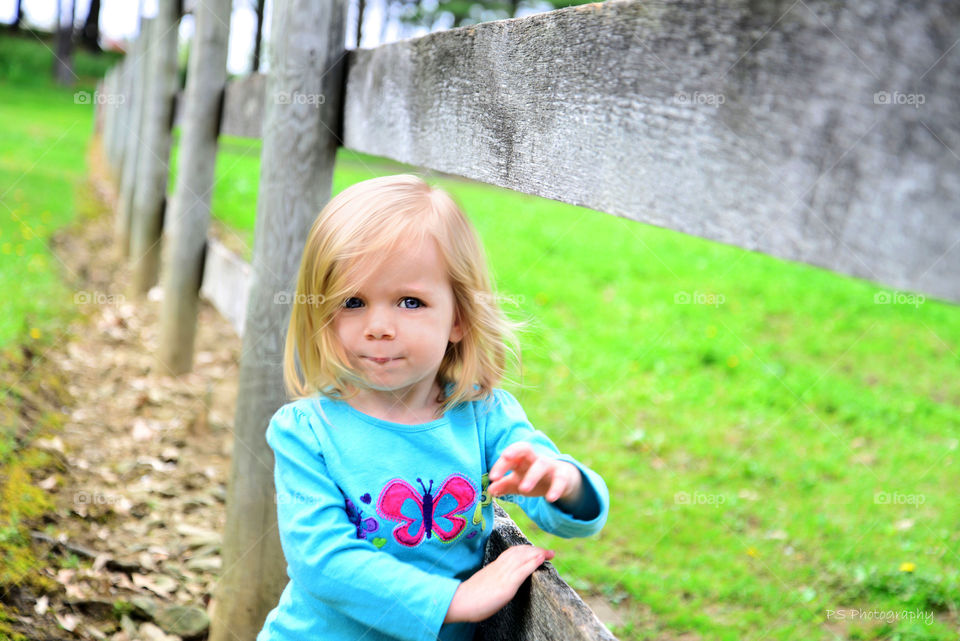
256;387;610;641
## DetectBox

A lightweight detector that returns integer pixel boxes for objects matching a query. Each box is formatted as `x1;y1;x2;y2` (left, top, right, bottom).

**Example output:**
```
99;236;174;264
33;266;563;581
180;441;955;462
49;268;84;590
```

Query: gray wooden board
476;503;618;640
221;72;267;138
200;237;252;336
341;0;960;303
173;73;266;139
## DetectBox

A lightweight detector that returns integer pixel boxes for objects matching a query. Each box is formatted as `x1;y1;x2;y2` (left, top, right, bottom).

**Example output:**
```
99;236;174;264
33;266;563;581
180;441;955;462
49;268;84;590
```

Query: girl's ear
449;306;465;344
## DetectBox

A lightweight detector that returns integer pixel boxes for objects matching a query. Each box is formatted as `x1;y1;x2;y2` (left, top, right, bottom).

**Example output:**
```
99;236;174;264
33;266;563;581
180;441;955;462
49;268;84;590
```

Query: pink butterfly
377;474;477;547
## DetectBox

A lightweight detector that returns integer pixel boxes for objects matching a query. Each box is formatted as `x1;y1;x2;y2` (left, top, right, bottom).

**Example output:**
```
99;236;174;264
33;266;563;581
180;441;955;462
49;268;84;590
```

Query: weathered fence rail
95;0;959;639
169;0;960;305
342;0;959;304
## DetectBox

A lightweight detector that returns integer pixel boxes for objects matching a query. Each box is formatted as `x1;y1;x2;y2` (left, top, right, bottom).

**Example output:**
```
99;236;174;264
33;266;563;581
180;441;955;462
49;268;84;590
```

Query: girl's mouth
365;357;397;364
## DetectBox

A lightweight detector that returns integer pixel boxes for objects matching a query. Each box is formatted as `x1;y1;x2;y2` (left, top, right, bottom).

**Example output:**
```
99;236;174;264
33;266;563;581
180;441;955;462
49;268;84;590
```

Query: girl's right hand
443;545;555;623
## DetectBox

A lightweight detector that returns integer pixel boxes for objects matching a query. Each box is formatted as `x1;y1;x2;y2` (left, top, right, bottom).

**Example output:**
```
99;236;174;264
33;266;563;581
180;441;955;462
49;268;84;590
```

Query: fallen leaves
8;171;242;641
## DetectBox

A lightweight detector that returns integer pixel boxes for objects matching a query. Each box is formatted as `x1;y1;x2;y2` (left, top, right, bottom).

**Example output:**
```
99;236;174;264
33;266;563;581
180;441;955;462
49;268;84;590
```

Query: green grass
0;31;115;348
6;30;960;641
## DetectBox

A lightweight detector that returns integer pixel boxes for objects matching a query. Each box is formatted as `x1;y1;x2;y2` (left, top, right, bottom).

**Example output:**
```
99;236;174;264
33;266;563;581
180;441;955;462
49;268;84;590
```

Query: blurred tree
11;0;22;30
79;0;102;51
356;0;366;47
54;0;76;85
252;0;265;71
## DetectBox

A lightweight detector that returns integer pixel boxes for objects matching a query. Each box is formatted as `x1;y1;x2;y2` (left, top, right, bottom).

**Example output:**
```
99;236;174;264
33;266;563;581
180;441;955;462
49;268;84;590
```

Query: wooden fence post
93;77;104;134
105;61;126;181
103;67;123;168
100;67;116;165
208;1;348;640
116;16;151;256
158;0;232;373
104;62;119;178
114;57;136;183
129;0;180;296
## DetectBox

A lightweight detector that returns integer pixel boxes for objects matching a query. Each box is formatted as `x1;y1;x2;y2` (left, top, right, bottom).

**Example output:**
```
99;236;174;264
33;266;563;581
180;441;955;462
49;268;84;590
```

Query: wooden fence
94;0;959;639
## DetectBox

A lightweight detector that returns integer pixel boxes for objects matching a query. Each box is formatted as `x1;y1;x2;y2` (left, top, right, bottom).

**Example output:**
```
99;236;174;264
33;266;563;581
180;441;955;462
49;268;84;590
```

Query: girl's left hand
488;442;583;503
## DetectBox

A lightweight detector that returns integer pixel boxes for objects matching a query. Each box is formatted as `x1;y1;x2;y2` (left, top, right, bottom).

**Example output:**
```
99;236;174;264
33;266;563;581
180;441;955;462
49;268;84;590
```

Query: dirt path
6;146;242;641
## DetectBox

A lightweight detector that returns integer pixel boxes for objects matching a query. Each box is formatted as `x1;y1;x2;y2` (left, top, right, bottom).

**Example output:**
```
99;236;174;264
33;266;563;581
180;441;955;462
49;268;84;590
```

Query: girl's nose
364;308;395;339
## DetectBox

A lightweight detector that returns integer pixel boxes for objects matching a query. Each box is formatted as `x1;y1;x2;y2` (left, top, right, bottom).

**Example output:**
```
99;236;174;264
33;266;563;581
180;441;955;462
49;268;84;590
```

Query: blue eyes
342;297;424;309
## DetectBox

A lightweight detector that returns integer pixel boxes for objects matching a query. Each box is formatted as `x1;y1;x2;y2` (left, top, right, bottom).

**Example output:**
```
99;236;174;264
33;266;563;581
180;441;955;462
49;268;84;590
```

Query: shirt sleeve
482;389;610;539
267;403;461;641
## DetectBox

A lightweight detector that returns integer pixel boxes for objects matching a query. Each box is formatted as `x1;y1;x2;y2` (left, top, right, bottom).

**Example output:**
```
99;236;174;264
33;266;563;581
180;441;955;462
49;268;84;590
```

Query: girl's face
331;236;464;410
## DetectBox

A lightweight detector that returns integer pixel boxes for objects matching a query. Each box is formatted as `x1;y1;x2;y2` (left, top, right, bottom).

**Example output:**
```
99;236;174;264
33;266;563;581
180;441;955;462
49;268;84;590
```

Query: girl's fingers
489;456;565;498
545;473;567;502
505;546;553;581
488;475;520;497
516;555;544;579
518;458;550;492
489;443;535;481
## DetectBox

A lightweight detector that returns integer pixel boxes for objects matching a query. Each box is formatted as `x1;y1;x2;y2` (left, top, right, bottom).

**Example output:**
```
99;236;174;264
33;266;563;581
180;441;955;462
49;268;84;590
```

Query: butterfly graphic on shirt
344;492;379;540
377;473;477;547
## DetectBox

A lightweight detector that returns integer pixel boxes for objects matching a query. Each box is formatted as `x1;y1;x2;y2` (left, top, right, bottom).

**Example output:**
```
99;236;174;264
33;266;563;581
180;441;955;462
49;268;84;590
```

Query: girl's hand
488;442;585;506
444;545;555;623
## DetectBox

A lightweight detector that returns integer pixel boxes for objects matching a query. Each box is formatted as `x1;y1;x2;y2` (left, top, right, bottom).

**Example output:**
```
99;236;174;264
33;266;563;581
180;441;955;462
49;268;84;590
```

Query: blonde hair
283;174;524;417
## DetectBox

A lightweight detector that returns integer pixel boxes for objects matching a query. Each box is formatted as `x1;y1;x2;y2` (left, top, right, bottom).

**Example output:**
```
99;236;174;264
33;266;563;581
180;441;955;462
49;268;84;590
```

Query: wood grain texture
115;17;151;258
209;2;348;640
159;0;232;374
221;72;266;138
129;0;179;296
477;503;618;640
343;0;960;302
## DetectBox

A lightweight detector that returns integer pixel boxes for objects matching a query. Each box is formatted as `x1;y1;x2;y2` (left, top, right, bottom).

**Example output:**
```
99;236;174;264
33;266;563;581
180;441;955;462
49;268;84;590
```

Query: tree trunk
252;0;265;71
355;0;365;47
54;0;76;86
12;0;22;30
80;0;101;51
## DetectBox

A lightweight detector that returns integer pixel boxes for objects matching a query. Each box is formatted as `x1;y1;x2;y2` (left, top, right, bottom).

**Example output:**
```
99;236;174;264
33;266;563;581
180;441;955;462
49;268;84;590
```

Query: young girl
257;174;609;641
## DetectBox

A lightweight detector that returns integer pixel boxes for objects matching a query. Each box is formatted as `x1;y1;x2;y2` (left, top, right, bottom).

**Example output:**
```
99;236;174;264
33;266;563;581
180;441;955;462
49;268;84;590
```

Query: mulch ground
2;142;241;641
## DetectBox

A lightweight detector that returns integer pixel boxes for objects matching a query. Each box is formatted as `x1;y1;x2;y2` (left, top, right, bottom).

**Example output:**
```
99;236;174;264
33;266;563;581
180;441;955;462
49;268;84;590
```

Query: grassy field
0;32;118;349
5;30;960;641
